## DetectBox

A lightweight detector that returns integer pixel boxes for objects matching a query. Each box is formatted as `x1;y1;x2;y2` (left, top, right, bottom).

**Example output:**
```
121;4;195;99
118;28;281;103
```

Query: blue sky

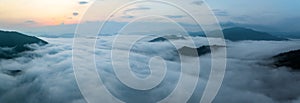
208;0;300;22
0;0;299;35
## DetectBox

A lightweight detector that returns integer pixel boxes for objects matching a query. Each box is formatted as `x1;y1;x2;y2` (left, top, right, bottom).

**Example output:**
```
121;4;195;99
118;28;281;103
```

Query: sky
0;0;299;36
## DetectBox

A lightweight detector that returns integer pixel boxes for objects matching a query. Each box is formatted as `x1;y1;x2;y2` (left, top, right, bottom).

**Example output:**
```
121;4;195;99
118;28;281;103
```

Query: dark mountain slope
273;49;300;70
0;30;48;59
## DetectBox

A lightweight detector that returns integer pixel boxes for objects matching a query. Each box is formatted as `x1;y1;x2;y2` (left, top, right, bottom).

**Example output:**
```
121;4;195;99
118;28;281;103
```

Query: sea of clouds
0;35;300;103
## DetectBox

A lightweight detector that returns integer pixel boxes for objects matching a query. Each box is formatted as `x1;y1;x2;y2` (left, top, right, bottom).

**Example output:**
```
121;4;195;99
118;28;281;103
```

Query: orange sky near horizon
0;0;153;27
0;0;89;26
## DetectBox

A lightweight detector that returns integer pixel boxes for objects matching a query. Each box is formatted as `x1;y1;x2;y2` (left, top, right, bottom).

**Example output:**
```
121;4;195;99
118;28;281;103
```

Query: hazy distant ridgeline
189;27;289;41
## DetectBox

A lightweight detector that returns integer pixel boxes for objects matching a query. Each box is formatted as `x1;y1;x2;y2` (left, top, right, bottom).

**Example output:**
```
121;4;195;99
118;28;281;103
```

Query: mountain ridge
0;30;48;59
189;27;288;41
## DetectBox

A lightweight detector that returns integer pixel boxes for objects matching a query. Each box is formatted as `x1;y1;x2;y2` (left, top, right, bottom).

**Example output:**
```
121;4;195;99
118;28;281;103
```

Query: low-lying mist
0;36;300;103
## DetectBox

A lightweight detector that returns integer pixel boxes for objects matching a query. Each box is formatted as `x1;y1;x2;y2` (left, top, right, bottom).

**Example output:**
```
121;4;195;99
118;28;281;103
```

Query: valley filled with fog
0;35;300;103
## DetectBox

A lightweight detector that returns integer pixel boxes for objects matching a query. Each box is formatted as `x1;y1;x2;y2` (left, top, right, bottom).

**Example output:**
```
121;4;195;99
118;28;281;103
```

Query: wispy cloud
121;7;151;19
165;15;186;19
73;12;79;16
191;0;204;5
212;9;229;16
24;20;37;24
121;15;135;19
78;1;88;5
123;7;151;14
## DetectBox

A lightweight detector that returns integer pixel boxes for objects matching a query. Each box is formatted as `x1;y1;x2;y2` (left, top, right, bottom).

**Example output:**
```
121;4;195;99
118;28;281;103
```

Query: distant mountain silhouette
270;32;300;39
222;27;288;41
0;30;48;59
40;33;74;38
188;31;205;37
178;46;211;57
273;49;300;70
149;35;185;42
188;27;288;41
178;45;225;57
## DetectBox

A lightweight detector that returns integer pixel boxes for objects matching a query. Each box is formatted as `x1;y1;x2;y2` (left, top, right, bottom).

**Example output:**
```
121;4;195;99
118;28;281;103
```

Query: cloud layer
0;36;300;103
